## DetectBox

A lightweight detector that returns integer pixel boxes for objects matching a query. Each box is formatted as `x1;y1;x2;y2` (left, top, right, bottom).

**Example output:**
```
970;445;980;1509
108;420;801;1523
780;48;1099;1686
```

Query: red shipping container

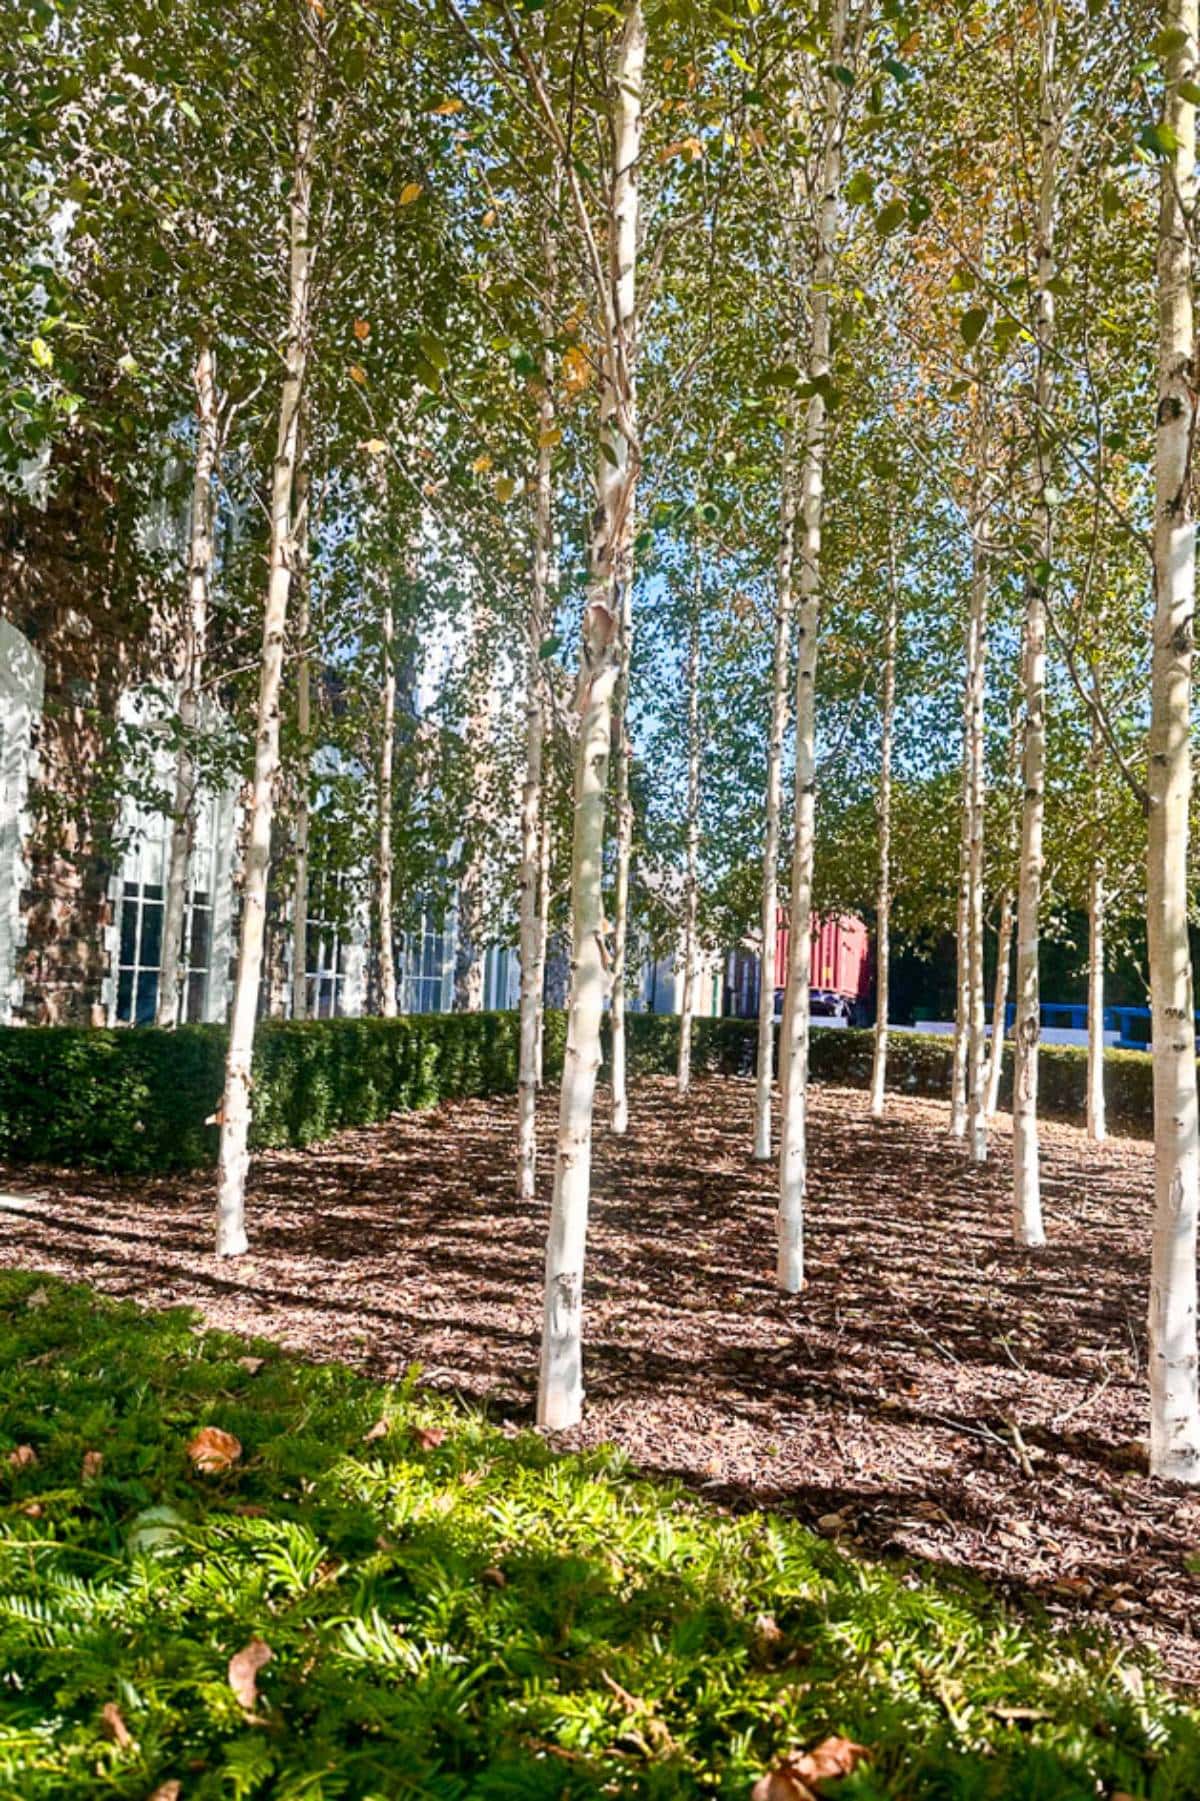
773;909;870;1004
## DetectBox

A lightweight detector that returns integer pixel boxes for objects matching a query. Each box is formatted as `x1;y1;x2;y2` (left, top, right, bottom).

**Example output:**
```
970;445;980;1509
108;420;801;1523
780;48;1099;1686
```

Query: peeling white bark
869;518;897;1120
215;46;317;1257
1148;0;1200;1483
290;427;311;1023
157;340;218;1029
777;0;846;1294
1011;7;1058;1250
538;0;644;1428
677;601;702;1096
754;419;798;1161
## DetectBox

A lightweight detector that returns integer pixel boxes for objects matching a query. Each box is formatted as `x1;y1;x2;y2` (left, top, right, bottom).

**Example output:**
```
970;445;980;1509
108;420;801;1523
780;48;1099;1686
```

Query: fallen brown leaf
237;1356;265;1375
752;1738;870;1801
82;1450;103;1480
413;1426;447;1451
7;1444;37;1470
100;1700;132;1748
480;1565;507;1588
750;1762;817;1801
147;1781;182;1800
187;1426;242;1474
362;1418;389;1443
228;1637;272;1711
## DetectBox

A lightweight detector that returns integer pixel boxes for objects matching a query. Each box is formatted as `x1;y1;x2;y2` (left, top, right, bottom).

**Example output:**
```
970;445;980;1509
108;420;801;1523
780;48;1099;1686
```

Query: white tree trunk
377;585;398;1019
157;340;218;1029
610;570;636;1133
964;463;990;1166
868;518;897;1119
950;733;970;1138
214;46;317;1257
1148;0;1200;1484
538;0;645;1428
676;602;702;1095
1087;866;1106;1145
518;285;555;1195
985;886;1013;1119
534;803;551;1086
1086;714;1107;1143
290;428;311;1023
777;0;846;1294
754;420;798;1161
1011;10;1058;1249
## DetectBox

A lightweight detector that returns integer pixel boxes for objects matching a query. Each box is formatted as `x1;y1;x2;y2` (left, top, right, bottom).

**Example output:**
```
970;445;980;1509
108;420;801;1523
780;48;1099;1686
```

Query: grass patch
0;1272;1195;1799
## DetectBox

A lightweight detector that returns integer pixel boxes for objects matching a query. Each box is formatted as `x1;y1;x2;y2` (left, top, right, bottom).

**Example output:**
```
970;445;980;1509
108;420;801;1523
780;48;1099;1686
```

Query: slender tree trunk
157;339;218;1028
1011;10;1058;1248
610;571;636;1132
778;0;846;1294
290;424;311;1023
538;0;644;1427
1086;712;1107;1143
377;583;398;1019
869;516;898;1119
754;418;798;1160
534;802;551;1085
964;454;990;1166
214;46;317;1257
1148;0;1200;1483
1087;869;1106;1145
677;599;702;1095
950;725;970;1137
518;250;556;1194
985;886;1013;1119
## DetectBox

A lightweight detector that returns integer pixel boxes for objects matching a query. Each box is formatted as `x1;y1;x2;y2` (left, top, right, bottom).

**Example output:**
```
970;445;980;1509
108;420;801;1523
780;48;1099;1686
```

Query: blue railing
1000;1001;1199;1051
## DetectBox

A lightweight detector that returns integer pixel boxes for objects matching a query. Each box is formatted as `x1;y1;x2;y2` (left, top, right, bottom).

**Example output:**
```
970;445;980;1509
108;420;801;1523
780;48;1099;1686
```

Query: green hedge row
0;1008;1158;1176
0;1012;567;1174
613;1015;1157;1138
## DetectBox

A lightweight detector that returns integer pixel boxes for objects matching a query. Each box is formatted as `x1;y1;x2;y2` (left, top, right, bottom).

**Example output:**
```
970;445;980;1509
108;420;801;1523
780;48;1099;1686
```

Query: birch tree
1010;6;1059;1251
538;0;645;1429
868;513;898;1118
778;0;849;1293
1147;0;1200;1483
676;584;702;1095
215;32;319;1257
157;339;219;1028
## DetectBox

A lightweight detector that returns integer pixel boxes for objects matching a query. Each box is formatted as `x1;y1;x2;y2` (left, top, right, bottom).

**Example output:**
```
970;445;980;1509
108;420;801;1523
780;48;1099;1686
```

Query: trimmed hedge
615;1014;1158;1138
0;1008;1159;1176
0;1011;567;1175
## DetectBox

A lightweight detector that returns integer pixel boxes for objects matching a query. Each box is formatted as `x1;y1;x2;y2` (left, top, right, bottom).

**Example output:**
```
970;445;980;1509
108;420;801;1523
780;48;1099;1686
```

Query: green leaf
959;307;988;347
882;56;913;81
845;170;875;206
1139;121;1181;158
876;198;907;235
538;635;562;659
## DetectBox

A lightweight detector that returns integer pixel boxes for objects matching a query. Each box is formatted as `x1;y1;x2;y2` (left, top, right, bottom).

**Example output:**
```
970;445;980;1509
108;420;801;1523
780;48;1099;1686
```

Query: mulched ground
3;1076;1199;1682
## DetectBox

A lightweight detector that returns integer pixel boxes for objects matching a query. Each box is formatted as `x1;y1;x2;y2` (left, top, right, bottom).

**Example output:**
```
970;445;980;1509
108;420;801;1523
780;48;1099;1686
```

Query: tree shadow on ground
0;1269;1196;1801
2;1076;1199;1682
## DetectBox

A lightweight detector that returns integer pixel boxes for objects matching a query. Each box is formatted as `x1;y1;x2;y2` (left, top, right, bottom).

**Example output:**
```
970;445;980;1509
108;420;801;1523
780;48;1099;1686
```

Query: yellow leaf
353;318;371;341
399;182;423;207
482;208;497;227
494;474;517;503
363;438;387;456
471;453;493;474
349;364;368;386
434;98;464;115
562;345;593;396
538;427;562;449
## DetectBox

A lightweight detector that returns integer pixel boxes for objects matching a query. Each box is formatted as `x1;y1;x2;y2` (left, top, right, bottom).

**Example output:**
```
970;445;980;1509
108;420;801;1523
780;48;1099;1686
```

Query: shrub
0;1012;567;1174
0;1008;1159;1176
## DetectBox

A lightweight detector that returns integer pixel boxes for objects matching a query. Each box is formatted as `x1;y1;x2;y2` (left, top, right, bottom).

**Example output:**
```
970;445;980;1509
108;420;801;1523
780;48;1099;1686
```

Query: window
304;868;353;1018
399;898;453;1013
113;790;221;1026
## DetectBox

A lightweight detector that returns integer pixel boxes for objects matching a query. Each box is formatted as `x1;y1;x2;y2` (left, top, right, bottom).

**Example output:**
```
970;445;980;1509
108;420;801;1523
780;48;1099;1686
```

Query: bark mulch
3;1076;1199;1682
